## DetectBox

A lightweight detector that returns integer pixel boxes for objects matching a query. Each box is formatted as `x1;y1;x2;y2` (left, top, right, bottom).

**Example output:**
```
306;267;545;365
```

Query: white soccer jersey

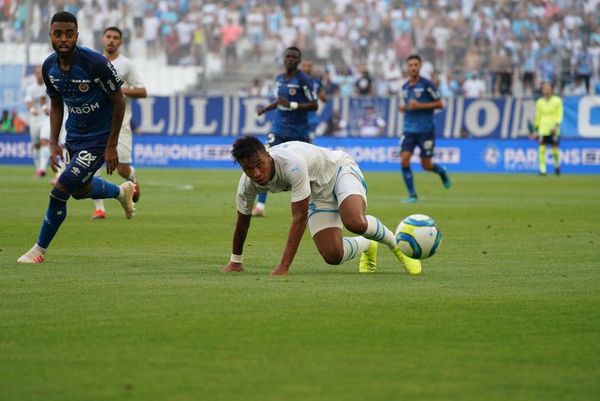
109;54;145;128
24;81;49;123
236;141;354;215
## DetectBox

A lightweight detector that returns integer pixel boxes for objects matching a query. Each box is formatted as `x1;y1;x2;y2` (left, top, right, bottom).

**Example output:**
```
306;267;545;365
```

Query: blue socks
37;188;69;249
85;177;120;199
401;166;416;197
257;192;267;204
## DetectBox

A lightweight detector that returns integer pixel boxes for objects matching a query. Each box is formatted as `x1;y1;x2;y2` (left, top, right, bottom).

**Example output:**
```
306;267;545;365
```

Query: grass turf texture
1;165;599;401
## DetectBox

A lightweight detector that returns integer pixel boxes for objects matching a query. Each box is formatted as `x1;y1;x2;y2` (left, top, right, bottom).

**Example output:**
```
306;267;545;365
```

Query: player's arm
553;97;563;136
104;89;126;174
121;65;147;98
272;196;310;276
222;211;252;273
408;84;444;111
121;87;147;98
48;96;65;172
257;99;278;116
533;100;541;135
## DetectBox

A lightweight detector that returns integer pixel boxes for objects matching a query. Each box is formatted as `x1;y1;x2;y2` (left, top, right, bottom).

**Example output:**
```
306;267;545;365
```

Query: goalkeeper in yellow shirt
533;82;563;175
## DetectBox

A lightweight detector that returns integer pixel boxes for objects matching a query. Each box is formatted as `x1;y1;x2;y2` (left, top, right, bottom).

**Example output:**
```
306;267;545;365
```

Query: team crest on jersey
288;87;297;96
79;83;89;92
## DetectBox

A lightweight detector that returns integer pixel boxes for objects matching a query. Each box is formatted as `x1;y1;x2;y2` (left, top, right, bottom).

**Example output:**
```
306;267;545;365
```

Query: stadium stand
0;0;599;96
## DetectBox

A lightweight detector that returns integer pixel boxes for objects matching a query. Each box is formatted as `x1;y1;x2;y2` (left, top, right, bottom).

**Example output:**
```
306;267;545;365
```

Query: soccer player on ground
91;26;147;219
222;136;422;276
24;66;52;178
17;11;135;264
533;81;563;176
399;54;451;203
300;59;327;138
252;47;318;217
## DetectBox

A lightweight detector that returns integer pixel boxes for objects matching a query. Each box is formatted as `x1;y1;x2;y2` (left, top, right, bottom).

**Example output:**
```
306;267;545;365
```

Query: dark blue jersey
402;77;441;134
307;76;323;130
272;70;315;139
42;46;123;143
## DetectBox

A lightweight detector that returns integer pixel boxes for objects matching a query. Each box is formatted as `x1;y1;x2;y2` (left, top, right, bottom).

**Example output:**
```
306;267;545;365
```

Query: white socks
340;237;371;264
363;215;397;249
39;145;50;171
94;199;105;211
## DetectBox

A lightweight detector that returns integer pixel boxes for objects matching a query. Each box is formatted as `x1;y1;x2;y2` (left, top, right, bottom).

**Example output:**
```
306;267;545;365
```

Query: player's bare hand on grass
104;146;119;174
49;143;63;173
271;265;289;276
222;262;244;273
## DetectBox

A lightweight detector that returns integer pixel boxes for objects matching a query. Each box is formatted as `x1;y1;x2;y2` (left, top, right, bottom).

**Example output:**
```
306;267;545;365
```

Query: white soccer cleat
118;181;136;219
17;244;46;264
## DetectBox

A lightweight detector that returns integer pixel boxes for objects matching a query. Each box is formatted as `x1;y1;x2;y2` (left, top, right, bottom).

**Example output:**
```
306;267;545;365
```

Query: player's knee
344;219;367;235
321;250;343;265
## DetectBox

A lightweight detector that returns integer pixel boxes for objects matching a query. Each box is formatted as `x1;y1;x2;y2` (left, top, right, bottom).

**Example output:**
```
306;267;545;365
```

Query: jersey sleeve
124;61;146;89
236;175;259;215
24;85;34;103
425;80;441;101
94;58;124;95
300;74;316;102
283;159;311;202
41;61;60;98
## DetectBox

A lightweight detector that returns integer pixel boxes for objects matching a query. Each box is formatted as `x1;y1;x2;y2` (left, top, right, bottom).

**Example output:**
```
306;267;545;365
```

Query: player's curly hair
51;11;78;28
231;136;266;163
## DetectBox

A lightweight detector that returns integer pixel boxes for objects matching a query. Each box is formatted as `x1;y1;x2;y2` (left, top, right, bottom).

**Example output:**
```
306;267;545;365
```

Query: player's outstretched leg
18;187;69;264
92;199;106;219
432;164;451;189
362;215;422;275
552;146;560;176
401;166;418;203
118;181;136;219
538;144;547;175
253;192;267;217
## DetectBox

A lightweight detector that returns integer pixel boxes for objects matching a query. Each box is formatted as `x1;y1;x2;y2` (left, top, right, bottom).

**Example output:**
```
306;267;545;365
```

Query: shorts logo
79;83;89;92
70;166;81;176
75;150;97;168
288;88;297;96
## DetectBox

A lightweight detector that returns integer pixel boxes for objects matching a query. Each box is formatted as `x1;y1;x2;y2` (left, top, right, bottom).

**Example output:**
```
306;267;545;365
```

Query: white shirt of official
108;54;145;129
236;142;352;215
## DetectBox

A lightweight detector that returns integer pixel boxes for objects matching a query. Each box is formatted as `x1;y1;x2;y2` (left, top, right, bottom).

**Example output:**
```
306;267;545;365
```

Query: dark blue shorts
267;133;311;147
59;139;106;193
400;132;435;158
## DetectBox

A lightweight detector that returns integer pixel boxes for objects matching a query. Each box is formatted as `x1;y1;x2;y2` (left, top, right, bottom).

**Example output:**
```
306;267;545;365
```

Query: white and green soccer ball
395;214;442;260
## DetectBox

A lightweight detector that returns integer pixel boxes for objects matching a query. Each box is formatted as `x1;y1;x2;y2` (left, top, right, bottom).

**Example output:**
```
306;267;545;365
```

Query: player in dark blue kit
252;47;318;217
300;59;327;139
399;54;451;203
18;11;135;264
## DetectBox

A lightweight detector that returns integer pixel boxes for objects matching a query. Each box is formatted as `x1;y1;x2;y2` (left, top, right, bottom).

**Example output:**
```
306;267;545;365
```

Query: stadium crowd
1;0;600;96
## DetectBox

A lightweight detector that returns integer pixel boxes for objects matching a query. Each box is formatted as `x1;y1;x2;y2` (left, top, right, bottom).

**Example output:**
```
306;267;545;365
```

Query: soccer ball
395;214;442;259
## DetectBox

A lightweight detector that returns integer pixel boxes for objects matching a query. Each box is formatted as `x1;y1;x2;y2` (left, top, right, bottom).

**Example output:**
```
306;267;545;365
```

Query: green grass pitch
1;165;599;401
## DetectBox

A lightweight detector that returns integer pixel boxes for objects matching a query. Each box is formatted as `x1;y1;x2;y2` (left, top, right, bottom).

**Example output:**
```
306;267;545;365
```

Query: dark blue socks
37;188;69;249
401;166;416;197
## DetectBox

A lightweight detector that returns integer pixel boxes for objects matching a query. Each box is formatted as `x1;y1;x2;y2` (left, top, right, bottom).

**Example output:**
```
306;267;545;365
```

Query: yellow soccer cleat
359;241;378;273
392;247;422;275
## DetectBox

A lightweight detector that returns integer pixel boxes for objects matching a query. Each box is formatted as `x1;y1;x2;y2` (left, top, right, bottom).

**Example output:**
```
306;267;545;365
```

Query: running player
252;46;318;217
223;136;422;276
300;59;327;139
18;11;135;264
399;54;451;203
24;66;52;177
92;26;147;219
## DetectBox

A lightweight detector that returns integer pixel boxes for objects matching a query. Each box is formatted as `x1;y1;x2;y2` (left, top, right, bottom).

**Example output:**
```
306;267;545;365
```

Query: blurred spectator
357;105;385;137
0;110;26;133
4;0;598;97
355;66;373;96
463;72;487;98
318;110;348;138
